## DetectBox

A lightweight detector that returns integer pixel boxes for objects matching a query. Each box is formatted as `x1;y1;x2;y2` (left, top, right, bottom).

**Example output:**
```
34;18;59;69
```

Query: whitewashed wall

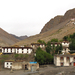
2;47;33;54
54;56;75;67
16;48;32;54
12;63;22;70
62;42;69;47
62;48;70;54
56;57;60;66
4;62;13;69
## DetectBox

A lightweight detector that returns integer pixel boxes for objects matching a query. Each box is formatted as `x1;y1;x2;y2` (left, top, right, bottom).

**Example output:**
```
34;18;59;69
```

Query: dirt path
0;65;75;75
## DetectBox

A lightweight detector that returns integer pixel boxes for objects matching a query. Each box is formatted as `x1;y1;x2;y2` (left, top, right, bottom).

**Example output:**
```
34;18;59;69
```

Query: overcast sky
0;0;75;36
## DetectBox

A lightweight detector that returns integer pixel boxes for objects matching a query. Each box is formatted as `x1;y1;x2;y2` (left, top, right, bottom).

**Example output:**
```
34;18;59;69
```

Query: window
7;63;8;65
65;48;66;50
67;57;69;60
22;50;23;53
60;57;63;60
70;63;71;65
11;49;12;53
10;63;12;65
27;50;28;53
61;63;63;66
7;49;8;52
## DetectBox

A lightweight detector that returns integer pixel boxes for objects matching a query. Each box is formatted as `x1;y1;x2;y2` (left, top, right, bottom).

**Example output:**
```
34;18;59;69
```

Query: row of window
61;62;72;66
3;49;31;53
60;57;75;60
6;62;12;65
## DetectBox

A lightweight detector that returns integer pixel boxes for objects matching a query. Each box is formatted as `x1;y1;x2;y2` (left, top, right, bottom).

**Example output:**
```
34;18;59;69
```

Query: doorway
61;63;63;66
25;65;28;70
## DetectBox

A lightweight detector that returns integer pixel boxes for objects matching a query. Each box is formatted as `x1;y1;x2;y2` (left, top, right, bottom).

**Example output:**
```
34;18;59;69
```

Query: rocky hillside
0;28;20;46
40;8;75;33
13;8;75;46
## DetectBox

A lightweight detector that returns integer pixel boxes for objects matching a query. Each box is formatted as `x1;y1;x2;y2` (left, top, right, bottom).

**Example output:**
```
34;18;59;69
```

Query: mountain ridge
40;8;75;33
11;34;28;40
13;8;75;46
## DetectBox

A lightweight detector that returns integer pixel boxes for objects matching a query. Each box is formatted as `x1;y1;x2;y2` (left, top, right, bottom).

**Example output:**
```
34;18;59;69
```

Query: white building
4;61;39;70
31;43;45;49
61;41;70;54
61;41;70;47
54;53;75;67
51;42;61;47
2;47;33;54
4;60;14;69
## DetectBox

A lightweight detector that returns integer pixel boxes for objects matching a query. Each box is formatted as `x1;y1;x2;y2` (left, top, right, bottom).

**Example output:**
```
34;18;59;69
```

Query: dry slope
0;28;20;46
40;8;75;33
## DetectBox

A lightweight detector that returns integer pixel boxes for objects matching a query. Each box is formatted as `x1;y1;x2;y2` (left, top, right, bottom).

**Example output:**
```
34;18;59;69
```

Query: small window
67;57;69;60
11;49;12;53
7;49;8;52
22;50;23;53
70;63;71;65
7;63;8;65
60;57;63;60
10;63;12;65
27;50;28;53
17;50;19;53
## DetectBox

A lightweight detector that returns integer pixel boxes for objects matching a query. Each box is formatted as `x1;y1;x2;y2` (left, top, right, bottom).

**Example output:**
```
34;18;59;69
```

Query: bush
2;55;9;59
19;54;24;59
51;38;58;42
35;47;53;65
24;54;29;58
14;54;19;58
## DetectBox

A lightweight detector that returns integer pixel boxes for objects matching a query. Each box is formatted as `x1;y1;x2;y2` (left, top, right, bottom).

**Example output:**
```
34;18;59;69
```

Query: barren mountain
13;8;75;46
40;8;75;33
0;28;20;46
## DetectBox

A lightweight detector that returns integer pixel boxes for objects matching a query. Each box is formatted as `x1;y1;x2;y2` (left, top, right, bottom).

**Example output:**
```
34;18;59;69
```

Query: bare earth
0;65;75;75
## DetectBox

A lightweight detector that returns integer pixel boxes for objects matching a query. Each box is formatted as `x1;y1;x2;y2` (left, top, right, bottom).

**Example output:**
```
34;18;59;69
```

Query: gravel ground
0;65;75;75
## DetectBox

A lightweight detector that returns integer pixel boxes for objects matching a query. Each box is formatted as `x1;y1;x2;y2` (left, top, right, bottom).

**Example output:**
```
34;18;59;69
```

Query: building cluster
0;43;45;71
50;41;70;54
54;41;75;67
54;53;75;66
0;40;74;70
2;47;33;54
4;60;39;71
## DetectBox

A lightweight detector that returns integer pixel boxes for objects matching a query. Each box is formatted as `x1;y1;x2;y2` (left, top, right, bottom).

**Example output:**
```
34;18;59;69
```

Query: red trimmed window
67;57;69;60
74;57;75;59
60;57;63;60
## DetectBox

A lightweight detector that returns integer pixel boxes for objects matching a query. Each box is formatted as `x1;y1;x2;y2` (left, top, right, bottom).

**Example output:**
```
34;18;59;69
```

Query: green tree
59;44;63;54
46;41;51;54
37;39;46;46
63;36;68;41
51;38;58;42
55;44;59;54
69;39;75;53
35;47;53;64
